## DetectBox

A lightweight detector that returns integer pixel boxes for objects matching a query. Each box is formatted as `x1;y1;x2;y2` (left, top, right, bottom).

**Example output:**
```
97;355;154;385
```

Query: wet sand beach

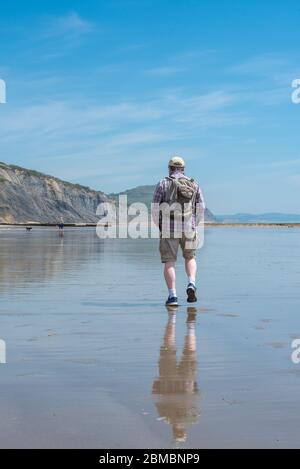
0;227;300;448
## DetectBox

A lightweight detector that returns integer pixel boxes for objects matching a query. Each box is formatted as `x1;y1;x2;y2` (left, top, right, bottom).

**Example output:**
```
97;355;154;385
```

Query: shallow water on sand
0;226;300;448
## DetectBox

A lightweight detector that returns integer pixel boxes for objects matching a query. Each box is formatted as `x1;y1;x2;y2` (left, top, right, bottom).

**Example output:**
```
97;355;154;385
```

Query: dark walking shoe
165;296;178;307
187;283;197;303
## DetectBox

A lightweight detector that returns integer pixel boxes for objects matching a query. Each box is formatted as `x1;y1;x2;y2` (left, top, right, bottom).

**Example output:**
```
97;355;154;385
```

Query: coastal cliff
0;162;109;224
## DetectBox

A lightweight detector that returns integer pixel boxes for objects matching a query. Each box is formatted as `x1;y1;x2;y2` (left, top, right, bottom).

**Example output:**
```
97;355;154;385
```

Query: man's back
152;169;205;232
152;156;205;307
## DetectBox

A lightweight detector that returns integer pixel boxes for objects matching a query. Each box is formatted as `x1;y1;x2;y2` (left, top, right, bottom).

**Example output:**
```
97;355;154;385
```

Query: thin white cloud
229;52;300;86
230;53;286;76
0;89;240;140
145;66;186;76
0;87;243;184
118;43;145;52
247;158;300;171
288;173;300;185
42;12;93;39
25;11;95;59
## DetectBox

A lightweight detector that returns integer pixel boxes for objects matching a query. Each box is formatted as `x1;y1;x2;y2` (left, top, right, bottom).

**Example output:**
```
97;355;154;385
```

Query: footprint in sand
218;313;239;318
27;337;39;342
267;342;286;349
198;307;215;313
288;369;300;376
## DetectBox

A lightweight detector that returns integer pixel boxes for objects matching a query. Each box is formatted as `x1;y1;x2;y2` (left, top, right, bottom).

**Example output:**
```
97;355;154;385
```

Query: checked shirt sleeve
152;180;165;227
195;183;206;226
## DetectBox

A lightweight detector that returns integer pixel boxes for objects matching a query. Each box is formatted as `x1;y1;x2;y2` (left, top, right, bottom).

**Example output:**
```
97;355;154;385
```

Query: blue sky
0;0;300;213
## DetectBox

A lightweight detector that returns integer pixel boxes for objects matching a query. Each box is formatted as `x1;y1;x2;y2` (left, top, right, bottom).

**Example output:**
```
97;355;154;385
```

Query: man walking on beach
152;157;205;306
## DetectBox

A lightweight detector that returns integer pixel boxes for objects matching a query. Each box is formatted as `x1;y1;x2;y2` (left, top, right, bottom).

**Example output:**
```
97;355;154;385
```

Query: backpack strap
164;177;177;204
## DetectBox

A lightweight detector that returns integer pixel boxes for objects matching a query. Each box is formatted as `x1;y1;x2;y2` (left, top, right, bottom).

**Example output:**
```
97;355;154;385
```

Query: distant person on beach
152;157;205;306
58;218;64;236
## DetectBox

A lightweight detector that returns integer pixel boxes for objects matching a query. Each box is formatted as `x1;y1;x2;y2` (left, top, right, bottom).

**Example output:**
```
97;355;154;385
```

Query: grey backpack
165;176;197;222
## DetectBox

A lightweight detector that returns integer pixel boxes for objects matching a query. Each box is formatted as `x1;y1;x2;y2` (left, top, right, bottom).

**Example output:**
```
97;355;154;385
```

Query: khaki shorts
159;232;199;263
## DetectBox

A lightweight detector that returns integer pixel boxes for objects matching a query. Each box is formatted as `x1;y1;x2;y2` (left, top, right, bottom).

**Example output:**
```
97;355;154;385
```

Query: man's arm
151;180;164;227
195;183;205;226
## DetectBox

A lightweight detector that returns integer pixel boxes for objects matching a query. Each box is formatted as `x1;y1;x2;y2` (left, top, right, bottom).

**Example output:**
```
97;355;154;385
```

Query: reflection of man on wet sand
152;308;200;443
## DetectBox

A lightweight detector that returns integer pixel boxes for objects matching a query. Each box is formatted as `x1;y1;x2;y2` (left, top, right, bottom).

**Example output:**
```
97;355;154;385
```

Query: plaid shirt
152;170;205;231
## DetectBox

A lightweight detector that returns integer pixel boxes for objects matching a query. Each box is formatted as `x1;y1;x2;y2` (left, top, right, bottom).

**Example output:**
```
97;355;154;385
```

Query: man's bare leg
164;262;178;305
185;258;197;303
185;258;197;283
164;262;176;289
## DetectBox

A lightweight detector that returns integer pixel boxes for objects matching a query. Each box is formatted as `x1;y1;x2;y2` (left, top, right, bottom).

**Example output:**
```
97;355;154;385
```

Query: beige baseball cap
168;156;185;168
